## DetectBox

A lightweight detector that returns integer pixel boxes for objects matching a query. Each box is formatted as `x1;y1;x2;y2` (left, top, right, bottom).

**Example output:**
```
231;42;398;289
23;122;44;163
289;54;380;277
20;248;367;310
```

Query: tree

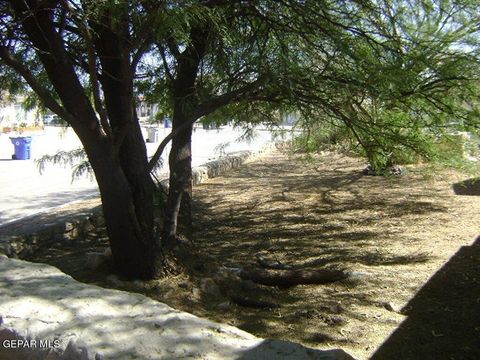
1;0;158;278
0;0;274;277
285;0;480;172
1;0;478;279
143;1;286;245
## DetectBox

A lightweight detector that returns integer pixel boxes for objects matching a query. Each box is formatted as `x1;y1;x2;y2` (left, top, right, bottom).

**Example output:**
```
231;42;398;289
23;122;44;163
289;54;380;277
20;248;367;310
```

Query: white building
137;96;161;124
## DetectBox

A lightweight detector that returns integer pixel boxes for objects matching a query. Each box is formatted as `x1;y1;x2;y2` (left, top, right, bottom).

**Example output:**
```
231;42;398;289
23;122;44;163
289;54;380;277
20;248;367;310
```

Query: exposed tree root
230;295;279;309
240;268;349;287
256;256;293;270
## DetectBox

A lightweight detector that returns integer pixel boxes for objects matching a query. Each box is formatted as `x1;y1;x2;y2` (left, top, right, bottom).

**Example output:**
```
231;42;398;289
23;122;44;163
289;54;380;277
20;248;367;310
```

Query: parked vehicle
44;115;66;126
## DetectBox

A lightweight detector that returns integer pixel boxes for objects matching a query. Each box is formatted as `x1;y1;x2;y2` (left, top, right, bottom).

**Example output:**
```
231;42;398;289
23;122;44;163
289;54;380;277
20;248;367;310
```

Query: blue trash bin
164;117;171;128
10;136;32;160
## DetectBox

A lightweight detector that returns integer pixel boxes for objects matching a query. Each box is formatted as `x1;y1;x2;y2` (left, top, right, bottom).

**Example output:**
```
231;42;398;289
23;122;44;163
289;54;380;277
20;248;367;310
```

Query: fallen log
240;268;349;287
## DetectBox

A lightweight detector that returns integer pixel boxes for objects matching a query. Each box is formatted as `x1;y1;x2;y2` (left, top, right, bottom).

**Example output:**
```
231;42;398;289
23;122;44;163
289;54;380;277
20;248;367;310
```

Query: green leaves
1;0;479;175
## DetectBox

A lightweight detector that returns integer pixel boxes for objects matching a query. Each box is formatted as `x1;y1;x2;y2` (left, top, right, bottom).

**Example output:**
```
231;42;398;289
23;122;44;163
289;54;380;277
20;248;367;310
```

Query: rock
388;165;406;176
28;234;40;245
362;164;378;176
85;252;106;270
217;302;231;311
0;241;14;257
178;280;190;289
363;164;406;176
200;278;221;297
8;237;24;254
191;287;201;300
64;222;75;232
63;230;78;241
383;301;399;313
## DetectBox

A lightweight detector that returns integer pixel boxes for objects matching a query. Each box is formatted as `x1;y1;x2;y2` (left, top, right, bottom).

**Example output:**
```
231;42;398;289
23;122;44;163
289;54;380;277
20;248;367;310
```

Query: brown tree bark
162;117;193;248
93;12;157;277
161;24;210;246
89;143;156;278
8;1;158;279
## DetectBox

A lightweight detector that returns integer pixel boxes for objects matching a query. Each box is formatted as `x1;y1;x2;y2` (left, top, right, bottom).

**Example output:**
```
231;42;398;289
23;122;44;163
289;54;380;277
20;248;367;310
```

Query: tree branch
84;26;112;137
131;36;152;71
157;43;174;83
7;0;101;133
147;76;268;173
59;0;111;137
0;45;74;124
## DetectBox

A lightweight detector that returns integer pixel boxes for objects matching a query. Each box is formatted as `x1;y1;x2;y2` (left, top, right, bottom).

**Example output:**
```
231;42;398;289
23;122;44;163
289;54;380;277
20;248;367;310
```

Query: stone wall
0;212;106;260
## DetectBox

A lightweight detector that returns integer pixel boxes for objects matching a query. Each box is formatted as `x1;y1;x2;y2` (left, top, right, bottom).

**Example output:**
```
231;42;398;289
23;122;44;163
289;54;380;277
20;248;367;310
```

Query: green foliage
36;148;93;183
280;0;480;175
426;133;480;173
2;0;480;178
292;122;353;154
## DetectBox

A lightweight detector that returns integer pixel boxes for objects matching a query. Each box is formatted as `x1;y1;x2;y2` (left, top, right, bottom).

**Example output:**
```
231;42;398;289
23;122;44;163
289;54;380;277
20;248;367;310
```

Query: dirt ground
17;148;480;360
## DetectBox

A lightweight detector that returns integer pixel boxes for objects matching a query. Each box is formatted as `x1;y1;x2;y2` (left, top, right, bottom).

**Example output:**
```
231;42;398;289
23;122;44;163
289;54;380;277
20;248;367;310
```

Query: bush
292;123;353;153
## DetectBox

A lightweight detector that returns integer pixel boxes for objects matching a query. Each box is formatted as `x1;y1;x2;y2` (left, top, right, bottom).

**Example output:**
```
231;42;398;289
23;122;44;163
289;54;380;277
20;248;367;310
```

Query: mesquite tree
1;0;478;279
144;0;480;241
282;0;480;171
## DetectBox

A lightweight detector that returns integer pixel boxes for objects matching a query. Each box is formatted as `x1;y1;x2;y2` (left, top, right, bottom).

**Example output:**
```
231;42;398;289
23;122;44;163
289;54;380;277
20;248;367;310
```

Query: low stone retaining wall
0;212;106;260
192;150;253;185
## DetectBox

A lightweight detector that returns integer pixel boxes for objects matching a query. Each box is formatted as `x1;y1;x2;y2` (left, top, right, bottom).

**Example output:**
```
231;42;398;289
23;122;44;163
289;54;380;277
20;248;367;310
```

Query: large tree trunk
8;1;160;279
92;14;158;278
87;140;157;279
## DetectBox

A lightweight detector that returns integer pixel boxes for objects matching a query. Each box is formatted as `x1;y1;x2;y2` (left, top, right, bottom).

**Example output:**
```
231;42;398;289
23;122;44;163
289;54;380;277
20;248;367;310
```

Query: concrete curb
0;255;356;360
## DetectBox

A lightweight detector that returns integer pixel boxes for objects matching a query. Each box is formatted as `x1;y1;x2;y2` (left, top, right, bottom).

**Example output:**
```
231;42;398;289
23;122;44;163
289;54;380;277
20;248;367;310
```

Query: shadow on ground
453;178;480;196
189;152;456;351
193;156;444;271
371;236;480;360
12;150;478;360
